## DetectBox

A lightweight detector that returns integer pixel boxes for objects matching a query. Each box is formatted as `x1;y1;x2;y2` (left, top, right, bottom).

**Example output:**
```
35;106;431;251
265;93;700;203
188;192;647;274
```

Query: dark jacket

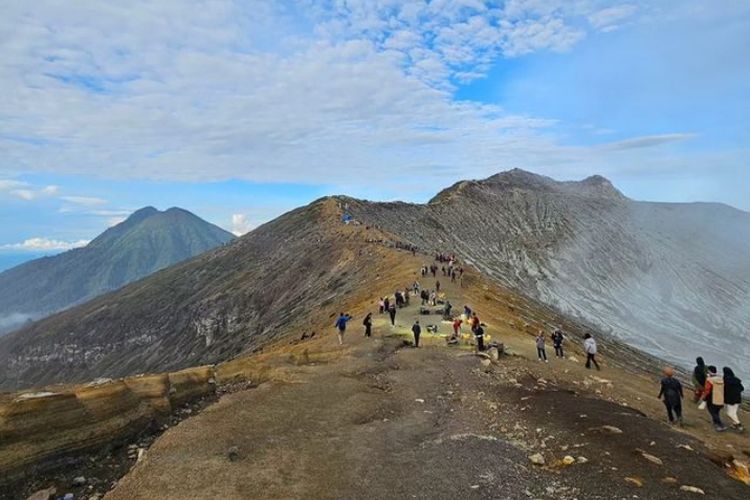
724;375;745;405
658;377;683;405
412;324;421;335
693;362;707;387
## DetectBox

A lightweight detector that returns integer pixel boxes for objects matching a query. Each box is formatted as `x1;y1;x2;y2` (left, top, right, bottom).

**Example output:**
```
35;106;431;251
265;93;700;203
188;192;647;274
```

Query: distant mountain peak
430;169;626;203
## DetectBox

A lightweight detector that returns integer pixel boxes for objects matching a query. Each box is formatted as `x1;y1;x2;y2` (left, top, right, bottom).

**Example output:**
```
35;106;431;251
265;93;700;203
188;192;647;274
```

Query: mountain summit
0;207;234;333
431;169;625;203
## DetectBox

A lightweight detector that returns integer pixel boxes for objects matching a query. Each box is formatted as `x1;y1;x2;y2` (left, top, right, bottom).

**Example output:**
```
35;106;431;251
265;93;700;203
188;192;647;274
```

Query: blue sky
1;1;748;270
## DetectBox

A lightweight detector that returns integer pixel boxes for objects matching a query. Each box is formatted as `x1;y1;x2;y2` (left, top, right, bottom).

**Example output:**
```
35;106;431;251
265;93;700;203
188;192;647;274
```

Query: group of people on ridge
533;329;600;370
655;357;744;432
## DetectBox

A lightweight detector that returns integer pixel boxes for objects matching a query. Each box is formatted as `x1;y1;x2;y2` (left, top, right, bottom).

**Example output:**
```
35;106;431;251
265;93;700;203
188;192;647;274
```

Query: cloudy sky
1;0;748;268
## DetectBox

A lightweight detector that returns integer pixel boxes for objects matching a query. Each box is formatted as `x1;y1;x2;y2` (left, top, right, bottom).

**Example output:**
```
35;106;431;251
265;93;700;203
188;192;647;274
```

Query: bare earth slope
345;169;750;374
0;199;380;390
104;272;750;500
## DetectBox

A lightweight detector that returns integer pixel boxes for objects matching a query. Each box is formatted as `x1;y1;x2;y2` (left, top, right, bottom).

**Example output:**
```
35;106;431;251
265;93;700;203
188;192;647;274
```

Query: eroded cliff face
0;365;215;481
346;170;750;374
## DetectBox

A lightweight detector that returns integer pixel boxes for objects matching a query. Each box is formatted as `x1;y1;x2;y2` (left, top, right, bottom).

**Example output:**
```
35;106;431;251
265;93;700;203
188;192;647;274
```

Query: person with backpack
699;365;727;432
723;367;745;431
335;313;352;345
551;329;564;358
535;331;548;363
388;303;397;326
411;320;421;348
657;367;684;426
692;357;708;402
583;334;600;370
363;313;373;338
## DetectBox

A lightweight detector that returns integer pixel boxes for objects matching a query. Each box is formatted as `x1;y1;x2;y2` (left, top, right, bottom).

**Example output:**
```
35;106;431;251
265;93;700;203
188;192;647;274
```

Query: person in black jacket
692;357;708;402
657;367;684;425
723;367;745;431
411;320;421;348
363;313;373;338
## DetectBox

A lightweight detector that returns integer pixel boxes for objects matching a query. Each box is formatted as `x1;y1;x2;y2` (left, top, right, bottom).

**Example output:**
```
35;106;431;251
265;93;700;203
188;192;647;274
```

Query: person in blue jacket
335;312;352;345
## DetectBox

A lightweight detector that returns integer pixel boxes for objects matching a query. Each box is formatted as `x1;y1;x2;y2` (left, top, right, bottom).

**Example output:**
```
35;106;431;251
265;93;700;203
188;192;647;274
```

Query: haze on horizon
1;0;748;267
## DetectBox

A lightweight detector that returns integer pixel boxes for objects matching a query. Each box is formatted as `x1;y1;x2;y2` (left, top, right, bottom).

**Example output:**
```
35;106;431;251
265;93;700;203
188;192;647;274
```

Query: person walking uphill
388;303;397;326
692;357;708;402
723;367;745;431
699;366;727;432
412;320;421;348
583;334;600;370
335;313;352;345
658;367;684;426
536;331;548;362
363;313;373;338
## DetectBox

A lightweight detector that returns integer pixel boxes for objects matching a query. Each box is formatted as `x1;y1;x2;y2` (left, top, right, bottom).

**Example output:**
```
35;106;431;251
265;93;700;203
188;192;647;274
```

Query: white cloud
0;237;90;252
230;214;252;236
588;4;638;31
0;180;59;200
61;196;108;206
600;133;697;151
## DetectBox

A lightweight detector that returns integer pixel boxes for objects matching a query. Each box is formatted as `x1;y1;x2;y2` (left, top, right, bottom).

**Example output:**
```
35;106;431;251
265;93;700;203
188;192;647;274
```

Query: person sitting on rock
658;367;684;426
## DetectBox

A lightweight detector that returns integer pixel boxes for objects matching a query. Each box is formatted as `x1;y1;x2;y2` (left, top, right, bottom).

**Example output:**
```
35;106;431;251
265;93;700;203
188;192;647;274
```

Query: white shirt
584;337;597;355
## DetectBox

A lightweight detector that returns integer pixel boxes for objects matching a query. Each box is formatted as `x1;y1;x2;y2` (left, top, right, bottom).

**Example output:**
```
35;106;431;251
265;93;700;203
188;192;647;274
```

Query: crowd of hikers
335;248;745;436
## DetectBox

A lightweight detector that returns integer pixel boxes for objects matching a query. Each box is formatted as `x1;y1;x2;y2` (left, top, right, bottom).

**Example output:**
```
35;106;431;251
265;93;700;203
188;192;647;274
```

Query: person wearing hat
657;366;684;425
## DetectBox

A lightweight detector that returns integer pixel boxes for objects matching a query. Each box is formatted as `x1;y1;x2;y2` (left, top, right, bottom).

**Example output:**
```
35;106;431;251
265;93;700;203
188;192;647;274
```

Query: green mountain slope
0;207;234;332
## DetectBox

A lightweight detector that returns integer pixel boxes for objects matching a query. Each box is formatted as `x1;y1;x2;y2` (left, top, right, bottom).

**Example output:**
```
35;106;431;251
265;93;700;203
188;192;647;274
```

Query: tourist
723;367;745;431
378;297;385;314
474;324;485;352
412;320;421;348
583;334;600;370
363;313;373;338
388;303;397;326
535;331;548;362
452;318;462;338
692;357;708;402
699;366;727;432
551;329;564;358
383;296;390;313
335;312;352;345
657;367;684;425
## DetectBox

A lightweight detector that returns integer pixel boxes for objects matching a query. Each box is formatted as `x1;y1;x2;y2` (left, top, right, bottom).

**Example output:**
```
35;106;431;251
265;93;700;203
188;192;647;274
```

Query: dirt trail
104;272;749;499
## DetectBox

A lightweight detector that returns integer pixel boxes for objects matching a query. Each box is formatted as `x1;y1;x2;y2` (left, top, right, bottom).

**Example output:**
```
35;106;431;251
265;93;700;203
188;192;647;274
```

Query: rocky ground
31;268;741;500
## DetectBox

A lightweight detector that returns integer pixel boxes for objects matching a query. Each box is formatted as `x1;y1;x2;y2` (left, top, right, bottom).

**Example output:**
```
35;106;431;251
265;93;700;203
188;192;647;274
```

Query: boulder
679;485;705;495
528;453;546;466
72;476;87;486
25;487;56;500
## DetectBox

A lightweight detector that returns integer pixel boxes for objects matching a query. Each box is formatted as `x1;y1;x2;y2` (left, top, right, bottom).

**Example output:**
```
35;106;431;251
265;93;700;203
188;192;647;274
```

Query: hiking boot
715;425;728;432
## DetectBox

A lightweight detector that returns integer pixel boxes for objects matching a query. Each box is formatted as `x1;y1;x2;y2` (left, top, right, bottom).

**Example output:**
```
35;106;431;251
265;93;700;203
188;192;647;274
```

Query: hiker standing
378;298;385;314
388;303;397;326
443;300;452;320
723;367;745;431
551;329;564;358
335;313;352;345
412;320;421;348
383;296;390;313
463;305;472;321
363;313;373;338
658;367;684;425
470;312;480;333
536;331;548;363
692;357;708;402
429;290;437;306
474;324;485;352
435;280;441;293
583;334;600;370
700;366;727;432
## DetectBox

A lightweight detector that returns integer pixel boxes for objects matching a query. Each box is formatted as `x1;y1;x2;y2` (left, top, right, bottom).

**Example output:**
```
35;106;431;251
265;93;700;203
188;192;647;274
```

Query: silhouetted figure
412;320;421;347
658;367;683;425
388;303;397;326
363;313;373;338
